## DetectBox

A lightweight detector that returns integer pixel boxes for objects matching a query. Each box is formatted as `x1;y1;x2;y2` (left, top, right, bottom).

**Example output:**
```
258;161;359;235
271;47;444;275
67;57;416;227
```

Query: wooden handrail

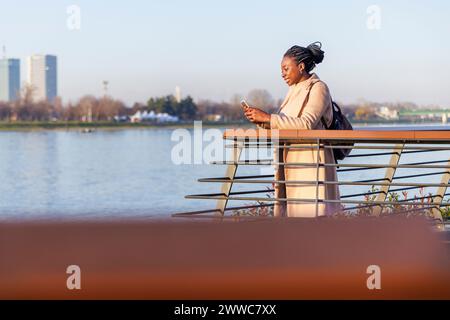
223;129;450;142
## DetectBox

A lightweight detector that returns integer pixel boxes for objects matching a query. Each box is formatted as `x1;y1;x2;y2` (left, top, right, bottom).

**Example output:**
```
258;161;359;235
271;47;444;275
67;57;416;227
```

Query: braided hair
284;42;324;73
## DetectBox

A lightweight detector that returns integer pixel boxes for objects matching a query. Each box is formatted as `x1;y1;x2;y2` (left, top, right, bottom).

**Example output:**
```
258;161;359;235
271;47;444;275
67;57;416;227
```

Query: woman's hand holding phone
240;100;250;111
241;100;271;124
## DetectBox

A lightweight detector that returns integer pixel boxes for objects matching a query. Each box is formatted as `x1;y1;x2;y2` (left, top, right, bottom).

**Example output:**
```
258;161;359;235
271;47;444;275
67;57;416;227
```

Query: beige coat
259;73;340;217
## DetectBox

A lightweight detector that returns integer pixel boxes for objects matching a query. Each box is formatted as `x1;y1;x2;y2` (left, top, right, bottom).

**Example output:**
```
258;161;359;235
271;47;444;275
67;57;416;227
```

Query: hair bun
307;41;324;64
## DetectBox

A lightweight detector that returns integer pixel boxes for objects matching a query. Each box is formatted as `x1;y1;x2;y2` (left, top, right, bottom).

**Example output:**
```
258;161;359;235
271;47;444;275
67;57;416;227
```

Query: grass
231;185;450;222
0;118;445;131
0;120;253;131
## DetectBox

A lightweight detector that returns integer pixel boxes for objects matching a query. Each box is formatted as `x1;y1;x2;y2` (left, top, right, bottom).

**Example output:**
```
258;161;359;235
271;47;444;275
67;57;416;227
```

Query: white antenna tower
103;80;109;97
175;85;181;103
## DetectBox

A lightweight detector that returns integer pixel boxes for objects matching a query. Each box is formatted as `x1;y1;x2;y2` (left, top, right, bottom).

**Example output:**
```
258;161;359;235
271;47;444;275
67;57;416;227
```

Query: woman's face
281;56;303;86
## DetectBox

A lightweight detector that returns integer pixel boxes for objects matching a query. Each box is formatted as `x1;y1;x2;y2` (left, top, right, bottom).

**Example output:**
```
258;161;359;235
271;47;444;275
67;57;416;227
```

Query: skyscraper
27;54;57;102
0;58;21;102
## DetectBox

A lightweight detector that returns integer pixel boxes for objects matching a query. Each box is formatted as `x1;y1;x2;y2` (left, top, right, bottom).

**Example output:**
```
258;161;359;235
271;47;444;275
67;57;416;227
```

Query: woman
243;42;340;217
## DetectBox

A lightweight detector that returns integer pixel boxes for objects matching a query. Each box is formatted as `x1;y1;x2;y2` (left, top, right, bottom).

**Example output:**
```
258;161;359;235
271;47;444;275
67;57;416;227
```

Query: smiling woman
243;42;341;218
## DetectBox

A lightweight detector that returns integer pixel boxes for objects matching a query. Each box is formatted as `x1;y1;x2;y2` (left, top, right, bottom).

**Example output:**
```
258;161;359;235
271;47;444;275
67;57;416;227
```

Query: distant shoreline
0;120;446;131
0;121;253;131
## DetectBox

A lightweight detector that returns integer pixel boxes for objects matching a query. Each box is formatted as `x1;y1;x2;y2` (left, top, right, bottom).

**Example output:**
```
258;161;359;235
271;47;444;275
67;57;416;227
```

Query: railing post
215;139;243;215
315;138;321;218
373;144;404;216
430;158;450;223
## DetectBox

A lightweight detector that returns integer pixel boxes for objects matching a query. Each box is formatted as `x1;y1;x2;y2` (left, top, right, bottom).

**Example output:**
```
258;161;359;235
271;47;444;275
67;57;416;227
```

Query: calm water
0;124;448;220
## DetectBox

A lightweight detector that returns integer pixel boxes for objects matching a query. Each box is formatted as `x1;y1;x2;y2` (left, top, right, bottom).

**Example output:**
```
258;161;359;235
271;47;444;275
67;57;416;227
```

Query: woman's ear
298;62;305;73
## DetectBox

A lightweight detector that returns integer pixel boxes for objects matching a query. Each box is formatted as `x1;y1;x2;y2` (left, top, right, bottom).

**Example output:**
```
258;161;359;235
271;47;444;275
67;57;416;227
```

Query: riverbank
0;120;254;131
0;120;446;131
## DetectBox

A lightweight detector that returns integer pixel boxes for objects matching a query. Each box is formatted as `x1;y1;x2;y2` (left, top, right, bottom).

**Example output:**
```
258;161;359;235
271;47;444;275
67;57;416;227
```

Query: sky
1;0;450;107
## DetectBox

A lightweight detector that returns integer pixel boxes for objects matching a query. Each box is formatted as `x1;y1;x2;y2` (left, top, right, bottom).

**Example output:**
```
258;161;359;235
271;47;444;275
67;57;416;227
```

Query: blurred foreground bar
0;216;449;299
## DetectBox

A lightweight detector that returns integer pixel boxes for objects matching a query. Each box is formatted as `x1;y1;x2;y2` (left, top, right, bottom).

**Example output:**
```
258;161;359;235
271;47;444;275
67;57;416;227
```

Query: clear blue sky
1;0;450;106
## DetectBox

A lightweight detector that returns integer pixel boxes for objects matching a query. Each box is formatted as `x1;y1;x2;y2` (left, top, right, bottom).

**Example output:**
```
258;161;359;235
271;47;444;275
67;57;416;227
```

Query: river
0;123;448;220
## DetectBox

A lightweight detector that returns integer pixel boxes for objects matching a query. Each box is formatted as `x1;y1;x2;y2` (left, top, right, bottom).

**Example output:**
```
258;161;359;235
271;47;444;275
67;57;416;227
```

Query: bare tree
246;89;274;111
78;95;97;122
51;97;64;120
99;96;126;120
20;83;35;105
0;102;12;121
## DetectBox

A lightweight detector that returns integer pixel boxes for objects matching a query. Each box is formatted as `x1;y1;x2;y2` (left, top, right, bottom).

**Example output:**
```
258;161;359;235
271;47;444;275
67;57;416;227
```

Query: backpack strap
320;116;329;130
304;80;332;130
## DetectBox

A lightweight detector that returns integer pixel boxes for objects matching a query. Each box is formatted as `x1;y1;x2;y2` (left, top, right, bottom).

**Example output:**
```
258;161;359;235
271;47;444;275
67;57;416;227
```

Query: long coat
259;73;340;217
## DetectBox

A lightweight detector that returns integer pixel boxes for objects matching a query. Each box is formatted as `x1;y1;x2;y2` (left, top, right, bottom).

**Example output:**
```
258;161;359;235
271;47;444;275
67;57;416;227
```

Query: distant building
205;114;223;122
27;54;57;102
130;110;179;123
113;115;130;123
0;58;20;102
376;106;399;120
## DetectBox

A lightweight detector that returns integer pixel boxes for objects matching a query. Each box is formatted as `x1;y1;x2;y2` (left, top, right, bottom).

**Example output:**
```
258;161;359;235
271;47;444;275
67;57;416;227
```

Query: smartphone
240;100;250;109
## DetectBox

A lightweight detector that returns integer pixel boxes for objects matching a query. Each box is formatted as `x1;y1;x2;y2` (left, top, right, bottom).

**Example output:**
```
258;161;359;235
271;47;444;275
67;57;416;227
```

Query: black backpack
320;101;353;161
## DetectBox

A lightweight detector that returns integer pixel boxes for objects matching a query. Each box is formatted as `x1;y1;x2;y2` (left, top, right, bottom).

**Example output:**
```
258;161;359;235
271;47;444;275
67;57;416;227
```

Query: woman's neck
298;72;312;83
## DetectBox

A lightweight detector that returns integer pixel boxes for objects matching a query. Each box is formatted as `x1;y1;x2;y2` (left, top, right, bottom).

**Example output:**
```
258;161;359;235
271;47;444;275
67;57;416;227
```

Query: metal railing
174;128;450;225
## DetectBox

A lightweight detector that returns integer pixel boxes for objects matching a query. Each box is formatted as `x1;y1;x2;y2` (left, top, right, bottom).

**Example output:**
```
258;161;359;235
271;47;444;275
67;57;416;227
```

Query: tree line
0;86;128;122
0;86;281;122
0;85;426;123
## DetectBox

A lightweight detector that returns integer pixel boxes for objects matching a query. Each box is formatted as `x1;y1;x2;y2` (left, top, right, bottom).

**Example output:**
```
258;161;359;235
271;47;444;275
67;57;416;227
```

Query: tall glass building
27;54;57;102
0;58;21;102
